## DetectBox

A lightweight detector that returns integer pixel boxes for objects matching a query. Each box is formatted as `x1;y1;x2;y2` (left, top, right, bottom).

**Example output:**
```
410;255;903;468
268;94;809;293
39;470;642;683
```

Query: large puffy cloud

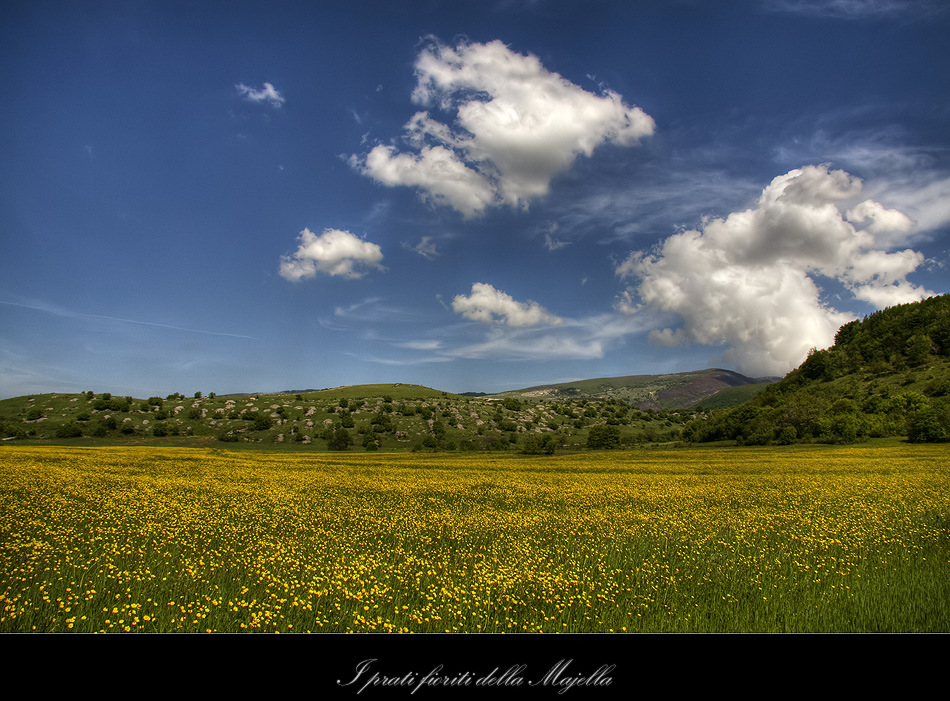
617;165;933;376
452;283;563;327
279;228;384;281
352;38;654;217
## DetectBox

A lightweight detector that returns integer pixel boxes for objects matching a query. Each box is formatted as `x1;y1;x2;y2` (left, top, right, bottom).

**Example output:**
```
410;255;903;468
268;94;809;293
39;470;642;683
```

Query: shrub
908;405;950;443
587;425;621;450
252;414;273;431
327;427;352;451
55;423;83;438
521;433;558;455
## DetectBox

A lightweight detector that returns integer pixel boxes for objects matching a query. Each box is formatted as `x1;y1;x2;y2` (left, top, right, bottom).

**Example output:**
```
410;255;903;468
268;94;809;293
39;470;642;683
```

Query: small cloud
279;228;384;281
399;340;443;351
236;82;286;108
544;233;570;251
451;282;563;327
403;236;439;260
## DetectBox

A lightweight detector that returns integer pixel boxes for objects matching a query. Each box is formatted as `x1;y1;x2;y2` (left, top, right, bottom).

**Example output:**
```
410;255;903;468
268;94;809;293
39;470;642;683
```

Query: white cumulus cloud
616;165;934;376
236;82;285;108
279;228;384;281
452;283;563;327
351;38;655;217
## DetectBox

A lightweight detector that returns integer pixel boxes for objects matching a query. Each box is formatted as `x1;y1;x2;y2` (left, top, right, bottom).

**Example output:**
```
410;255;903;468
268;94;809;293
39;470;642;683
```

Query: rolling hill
491;368;774;410
4;294;947;450
687;294;950;445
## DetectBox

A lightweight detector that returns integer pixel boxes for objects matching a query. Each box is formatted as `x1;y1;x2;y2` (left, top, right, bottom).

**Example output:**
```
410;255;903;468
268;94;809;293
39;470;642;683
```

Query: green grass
692;382;773;410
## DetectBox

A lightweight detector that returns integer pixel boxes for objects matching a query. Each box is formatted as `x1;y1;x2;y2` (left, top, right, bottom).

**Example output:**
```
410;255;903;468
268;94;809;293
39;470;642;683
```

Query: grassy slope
494;368;769;410
692;382;774;410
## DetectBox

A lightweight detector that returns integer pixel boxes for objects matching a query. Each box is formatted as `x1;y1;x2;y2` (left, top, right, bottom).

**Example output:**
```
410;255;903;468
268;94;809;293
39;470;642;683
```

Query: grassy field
1;442;947;633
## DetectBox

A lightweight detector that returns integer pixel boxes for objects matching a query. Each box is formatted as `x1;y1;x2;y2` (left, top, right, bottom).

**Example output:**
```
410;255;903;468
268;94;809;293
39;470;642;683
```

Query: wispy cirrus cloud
0;300;259;340
763;0;948;17
771;127;950;237
440;311;653;362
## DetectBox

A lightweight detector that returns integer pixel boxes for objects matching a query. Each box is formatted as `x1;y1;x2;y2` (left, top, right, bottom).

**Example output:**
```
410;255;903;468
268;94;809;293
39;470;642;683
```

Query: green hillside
8;294;946;451
687;294;950;445
0;384;699;452
493;368;770;410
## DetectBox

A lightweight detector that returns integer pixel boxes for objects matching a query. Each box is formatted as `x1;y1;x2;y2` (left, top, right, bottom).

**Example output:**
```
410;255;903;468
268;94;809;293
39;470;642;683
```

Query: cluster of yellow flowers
1;443;947;632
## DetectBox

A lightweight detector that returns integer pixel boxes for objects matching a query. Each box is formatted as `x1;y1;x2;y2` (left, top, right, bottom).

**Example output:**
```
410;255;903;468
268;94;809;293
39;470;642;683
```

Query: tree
522;433;558;455
252;413;273;431
327;426;352;451
587;424;621;449
908;405;950;443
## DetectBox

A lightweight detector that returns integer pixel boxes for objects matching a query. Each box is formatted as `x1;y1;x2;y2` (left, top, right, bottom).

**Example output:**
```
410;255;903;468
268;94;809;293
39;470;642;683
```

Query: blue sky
2;0;949;398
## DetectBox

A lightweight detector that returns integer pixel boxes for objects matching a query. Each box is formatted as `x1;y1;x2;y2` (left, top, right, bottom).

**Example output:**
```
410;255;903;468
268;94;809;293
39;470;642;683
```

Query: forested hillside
686;294;950;445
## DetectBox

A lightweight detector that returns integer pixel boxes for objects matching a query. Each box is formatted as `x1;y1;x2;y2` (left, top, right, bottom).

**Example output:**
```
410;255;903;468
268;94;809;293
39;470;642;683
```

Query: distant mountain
688;294;950;444
491;368;772;410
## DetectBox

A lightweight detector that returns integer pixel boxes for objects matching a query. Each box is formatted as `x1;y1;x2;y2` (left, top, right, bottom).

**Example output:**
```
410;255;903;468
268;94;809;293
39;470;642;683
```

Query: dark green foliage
251;413;274;431
908;403;950;443
327;426;353;451
691;295;950;445
55;423;83;438
587;424;621;449
502;397;522;411
93;396;129;411
521;433;559;455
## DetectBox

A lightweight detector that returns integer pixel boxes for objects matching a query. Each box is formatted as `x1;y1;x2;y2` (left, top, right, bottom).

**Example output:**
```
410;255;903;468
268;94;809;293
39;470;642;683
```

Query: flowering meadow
1;443;947;632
